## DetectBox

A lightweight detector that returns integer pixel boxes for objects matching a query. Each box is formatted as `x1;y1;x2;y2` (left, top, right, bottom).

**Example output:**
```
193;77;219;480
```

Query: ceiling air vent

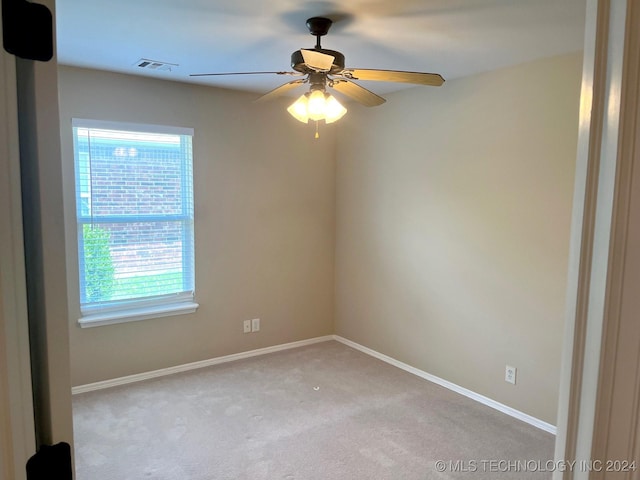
134;58;178;72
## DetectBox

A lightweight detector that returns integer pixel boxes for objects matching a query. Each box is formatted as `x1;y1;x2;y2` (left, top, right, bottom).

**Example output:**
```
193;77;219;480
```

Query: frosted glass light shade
307;90;327;121
287;94;310;123
324;95;347;124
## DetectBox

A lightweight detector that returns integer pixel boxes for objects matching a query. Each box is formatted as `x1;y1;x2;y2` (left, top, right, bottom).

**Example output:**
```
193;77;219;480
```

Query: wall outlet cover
505;365;517;385
251;318;260;332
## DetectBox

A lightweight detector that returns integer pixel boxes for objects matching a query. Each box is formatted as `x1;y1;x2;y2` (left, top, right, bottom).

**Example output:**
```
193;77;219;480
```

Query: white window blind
72;119;195;320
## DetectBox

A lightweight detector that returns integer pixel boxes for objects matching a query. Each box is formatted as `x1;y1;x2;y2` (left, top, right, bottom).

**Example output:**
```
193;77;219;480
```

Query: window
72;119;197;327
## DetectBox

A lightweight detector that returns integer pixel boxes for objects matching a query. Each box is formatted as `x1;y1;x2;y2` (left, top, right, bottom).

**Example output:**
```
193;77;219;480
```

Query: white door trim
554;1;634;478
0;19;36;480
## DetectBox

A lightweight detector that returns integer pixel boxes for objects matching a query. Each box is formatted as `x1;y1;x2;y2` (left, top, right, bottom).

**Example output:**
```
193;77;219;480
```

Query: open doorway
2;2;636;478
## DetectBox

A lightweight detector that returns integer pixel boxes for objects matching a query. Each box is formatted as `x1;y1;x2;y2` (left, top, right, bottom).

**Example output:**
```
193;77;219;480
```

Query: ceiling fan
191;16;445;130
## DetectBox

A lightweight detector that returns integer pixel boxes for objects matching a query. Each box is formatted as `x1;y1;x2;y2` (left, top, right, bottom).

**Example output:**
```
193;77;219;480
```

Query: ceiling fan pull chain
315;121;320;139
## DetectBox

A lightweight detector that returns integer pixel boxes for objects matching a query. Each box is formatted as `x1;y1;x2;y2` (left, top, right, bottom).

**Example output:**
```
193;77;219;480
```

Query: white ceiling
55;0;586;98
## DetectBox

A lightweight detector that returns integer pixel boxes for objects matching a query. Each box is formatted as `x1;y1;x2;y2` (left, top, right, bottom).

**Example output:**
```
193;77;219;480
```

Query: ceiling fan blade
330;80;386;107
300;49;335;72
254;79;307;103
190;71;301;77
342;69;445;86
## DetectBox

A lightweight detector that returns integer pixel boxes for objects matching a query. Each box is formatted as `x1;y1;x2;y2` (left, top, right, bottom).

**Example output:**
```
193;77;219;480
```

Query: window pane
74;121;195;312
79;220;194;303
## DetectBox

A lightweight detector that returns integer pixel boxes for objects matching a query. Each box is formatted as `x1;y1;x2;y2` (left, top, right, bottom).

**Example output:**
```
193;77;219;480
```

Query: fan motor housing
291;49;345;74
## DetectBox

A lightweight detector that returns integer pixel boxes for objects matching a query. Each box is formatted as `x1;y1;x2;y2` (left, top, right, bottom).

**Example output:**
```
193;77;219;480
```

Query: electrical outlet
251;318;260;332
243;320;251;334
505;365;517;385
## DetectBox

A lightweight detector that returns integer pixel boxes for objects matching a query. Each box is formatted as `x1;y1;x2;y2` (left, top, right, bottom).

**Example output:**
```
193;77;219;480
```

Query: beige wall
58;67;336;386
60;54;581;425
335;53;582;424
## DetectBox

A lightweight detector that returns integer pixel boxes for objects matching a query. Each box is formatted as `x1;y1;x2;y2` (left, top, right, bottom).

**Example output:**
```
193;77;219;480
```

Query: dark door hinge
2;0;53;61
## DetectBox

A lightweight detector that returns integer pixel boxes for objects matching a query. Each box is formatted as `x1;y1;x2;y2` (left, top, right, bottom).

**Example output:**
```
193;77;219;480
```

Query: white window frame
72;118;198;327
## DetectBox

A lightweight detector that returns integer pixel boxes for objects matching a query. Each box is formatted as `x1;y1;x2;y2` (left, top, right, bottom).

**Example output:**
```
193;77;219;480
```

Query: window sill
78;301;199;328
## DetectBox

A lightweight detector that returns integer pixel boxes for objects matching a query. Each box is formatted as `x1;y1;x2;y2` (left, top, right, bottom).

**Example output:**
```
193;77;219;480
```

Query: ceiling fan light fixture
287;91;347;124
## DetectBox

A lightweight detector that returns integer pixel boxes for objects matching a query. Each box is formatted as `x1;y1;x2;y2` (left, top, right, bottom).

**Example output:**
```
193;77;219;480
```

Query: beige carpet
72;341;554;479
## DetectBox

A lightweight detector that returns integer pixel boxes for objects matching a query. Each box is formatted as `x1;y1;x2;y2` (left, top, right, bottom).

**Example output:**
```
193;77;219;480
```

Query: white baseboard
333;335;557;435
72;333;557;435
72;335;334;394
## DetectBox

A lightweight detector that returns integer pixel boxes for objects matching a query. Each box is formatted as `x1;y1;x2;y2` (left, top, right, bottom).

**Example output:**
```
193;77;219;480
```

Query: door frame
0;17;36;480
554;0;640;478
